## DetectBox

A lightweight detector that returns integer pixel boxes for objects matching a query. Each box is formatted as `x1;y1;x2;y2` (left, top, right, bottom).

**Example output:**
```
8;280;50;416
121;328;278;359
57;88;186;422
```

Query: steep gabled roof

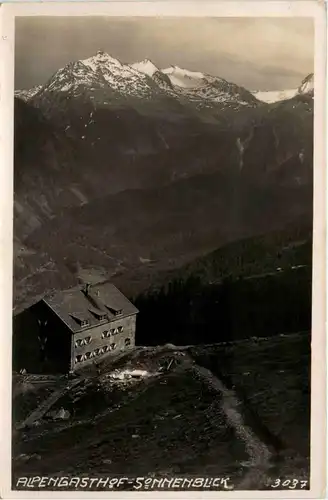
43;282;138;333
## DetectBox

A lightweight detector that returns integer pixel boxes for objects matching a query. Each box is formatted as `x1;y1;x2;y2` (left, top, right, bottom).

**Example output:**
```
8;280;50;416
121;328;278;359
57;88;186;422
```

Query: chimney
84;283;91;295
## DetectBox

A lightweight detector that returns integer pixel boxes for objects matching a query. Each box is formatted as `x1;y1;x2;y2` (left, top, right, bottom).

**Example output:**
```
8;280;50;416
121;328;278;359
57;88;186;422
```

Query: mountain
17;51;260;113
252;88;298;104
12;54;313;484
14;96;87;238
162;65;260;108
147;222;312;290
162;66;206;88
13;52;268;240
13;54;314;309
36;51;157;98
252;73;314;104
298;73;314;96
130;58;161;77
131;59;175;91
14;52;263;175
15;55;314;108
14;85;42;102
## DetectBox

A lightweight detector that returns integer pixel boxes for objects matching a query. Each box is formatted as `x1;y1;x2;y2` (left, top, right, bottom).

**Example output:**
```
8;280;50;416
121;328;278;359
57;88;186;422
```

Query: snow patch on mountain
252;89;297;104
162;66;205;88
82;51;122;71
60;83;73;92
15;85;42;102
131;59;159;77
160;66;256;107
252;74;314;103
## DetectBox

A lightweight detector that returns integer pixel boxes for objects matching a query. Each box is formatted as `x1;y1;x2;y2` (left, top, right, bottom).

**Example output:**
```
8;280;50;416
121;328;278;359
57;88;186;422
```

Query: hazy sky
15;17;314;91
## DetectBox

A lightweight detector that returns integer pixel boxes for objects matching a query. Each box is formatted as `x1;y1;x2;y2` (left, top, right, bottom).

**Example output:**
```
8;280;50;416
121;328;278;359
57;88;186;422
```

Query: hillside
12;333;310;490
148;221;312;287
13;53;313;311
13;170;312;313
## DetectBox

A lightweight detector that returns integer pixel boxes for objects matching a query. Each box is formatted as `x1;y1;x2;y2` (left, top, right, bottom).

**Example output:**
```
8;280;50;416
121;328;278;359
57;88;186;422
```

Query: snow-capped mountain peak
78;51;154;97
130;59;159;77
81;50;122;71
43;60;104;93
15;51;263;109
298;73;314;95
34;51;156;99
162;65;206;88
252;73;314;103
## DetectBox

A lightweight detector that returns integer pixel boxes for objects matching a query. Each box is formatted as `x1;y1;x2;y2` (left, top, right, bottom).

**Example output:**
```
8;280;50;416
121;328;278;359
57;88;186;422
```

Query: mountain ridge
16;50;260;110
252;73;314;104
15;51;313;107
13;52;314;309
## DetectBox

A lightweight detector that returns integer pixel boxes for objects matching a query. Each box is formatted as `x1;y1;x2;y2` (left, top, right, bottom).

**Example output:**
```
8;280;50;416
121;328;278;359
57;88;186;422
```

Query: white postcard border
0;2;326;499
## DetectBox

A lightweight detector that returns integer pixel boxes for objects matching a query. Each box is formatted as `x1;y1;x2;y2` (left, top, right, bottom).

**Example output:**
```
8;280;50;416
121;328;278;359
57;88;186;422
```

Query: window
75;354;83;363
125;338;131;347
103;345;110;353
70;314;89;328
94;348;101;356
110;343;117;351
85;352;92;360
89;308;108;321
108;327;123;335
106;306;123;316
102;330;110;339
75;335;92;347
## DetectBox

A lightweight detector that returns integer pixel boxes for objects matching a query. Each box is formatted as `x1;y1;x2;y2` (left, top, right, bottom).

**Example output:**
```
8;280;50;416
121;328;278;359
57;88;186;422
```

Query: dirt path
189;362;273;489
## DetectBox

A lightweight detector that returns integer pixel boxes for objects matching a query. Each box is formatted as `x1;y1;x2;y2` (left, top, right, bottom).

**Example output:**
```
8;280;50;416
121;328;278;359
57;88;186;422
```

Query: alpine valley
14;51;314;311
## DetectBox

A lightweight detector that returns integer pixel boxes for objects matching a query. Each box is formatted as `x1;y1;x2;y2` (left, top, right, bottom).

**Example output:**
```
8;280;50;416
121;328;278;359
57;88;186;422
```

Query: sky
15;17;314;91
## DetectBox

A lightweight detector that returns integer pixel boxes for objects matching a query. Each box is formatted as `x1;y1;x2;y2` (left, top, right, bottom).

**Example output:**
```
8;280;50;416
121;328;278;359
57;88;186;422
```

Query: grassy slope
13;333;310;488
190;332;310;458
138;222;312;292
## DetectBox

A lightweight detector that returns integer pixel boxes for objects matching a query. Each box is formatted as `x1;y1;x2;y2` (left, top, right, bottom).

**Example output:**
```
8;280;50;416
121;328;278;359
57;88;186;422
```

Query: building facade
13;282;139;374
71;311;137;370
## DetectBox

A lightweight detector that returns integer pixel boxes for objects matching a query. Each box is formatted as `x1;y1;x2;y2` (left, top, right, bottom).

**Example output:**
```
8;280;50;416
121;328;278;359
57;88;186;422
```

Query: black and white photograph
0;1;326;496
